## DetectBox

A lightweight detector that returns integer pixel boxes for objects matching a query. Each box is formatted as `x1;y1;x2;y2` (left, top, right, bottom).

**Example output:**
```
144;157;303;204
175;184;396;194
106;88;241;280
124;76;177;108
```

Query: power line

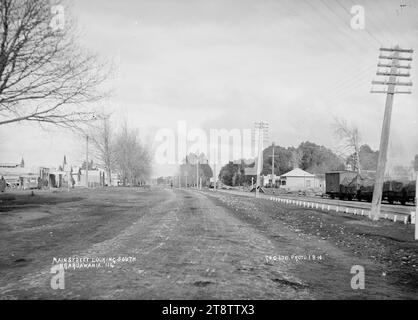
336;0;394;44
370;46;414;221
345;0;411;45
301;0;373;50
283;0;361;55
318;0;384;47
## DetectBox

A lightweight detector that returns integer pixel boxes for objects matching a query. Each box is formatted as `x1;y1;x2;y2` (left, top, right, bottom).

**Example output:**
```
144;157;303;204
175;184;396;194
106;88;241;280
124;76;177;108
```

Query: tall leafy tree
358;144;378;171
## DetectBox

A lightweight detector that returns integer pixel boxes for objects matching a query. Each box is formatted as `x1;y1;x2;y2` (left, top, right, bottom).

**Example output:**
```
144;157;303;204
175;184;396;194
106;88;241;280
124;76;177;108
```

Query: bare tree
333;117;361;174
89;115;115;186
0;0;108;127
114;122;152;186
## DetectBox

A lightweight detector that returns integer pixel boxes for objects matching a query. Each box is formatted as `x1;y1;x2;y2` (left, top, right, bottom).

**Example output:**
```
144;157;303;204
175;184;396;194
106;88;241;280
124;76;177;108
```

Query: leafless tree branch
0;0;109;128
332;117;362;174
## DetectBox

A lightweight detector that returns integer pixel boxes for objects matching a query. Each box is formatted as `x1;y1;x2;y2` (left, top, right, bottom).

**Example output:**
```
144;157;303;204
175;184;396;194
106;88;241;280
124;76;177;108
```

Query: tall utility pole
268;142;277;187
196;159;199;188
254;121;269;198
370;46;413;220
271;143;275;185
213;163;216;191
414;154;418;240
85;135;89;188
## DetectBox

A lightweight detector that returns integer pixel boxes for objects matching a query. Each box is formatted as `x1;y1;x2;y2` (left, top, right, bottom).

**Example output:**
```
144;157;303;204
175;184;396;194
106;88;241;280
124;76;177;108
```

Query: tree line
218;141;380;187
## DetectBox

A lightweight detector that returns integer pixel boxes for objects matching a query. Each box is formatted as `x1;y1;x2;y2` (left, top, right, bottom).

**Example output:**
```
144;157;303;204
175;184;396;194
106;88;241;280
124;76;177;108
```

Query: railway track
214;188;416;222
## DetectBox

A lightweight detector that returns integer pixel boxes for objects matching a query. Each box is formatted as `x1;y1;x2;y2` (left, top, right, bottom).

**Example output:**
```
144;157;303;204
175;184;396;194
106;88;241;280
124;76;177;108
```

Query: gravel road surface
0;187;416;299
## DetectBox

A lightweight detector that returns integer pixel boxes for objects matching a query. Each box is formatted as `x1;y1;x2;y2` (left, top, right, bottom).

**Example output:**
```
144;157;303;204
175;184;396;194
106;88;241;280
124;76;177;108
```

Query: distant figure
0;176;6;193
170;182;173;188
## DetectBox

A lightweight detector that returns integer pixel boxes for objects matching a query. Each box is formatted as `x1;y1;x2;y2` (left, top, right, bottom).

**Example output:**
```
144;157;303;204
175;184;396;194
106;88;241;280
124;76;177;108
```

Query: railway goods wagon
325;171;358;200
357;179;416;205
402;182;416;205
383;180;405;204
356;178;374;202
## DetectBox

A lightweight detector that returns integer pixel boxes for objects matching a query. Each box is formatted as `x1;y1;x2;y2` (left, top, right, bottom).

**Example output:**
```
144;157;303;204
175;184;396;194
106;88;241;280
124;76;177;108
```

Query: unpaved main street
0;187;416;299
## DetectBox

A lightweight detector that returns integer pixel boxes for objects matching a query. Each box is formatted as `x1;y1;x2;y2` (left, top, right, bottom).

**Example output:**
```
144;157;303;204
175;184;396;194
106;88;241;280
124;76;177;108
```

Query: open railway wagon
325;171;416;205
357;180;416;205
355;175;375;202
355;177;416;205
402;181;416;204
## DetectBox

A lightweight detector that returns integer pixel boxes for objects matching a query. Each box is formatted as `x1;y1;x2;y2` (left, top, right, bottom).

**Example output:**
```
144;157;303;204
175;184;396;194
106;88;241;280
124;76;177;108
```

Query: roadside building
74;169;106;188
49;168;69;188
314;174;326;192
0;167;24;188
0;158;24;169
279;168;315;191
0;163;20;169
261;174;280;188
48;156;75;189
109;173;119;186
0;166;40;189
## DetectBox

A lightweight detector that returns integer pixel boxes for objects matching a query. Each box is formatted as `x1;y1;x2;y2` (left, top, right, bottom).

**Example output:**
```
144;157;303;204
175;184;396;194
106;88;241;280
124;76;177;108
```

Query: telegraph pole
415;155;418;240
370;46;413;220
196;159;199;188
85;135;89;188
271;142;275;185
268;142;277;187
415;173;418;240
213;163;216;191
254;121;269;198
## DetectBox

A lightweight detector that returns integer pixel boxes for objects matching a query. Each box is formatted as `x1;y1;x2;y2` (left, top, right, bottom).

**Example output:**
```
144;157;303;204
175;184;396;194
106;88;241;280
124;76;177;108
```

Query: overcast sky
0;0;417;176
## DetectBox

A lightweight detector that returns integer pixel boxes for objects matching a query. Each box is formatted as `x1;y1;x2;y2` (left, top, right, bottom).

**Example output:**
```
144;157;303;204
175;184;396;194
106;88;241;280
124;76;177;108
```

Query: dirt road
0;187;416;299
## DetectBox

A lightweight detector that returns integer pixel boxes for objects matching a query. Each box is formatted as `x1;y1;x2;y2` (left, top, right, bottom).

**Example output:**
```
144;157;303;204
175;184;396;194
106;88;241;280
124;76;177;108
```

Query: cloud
2;0;417;173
